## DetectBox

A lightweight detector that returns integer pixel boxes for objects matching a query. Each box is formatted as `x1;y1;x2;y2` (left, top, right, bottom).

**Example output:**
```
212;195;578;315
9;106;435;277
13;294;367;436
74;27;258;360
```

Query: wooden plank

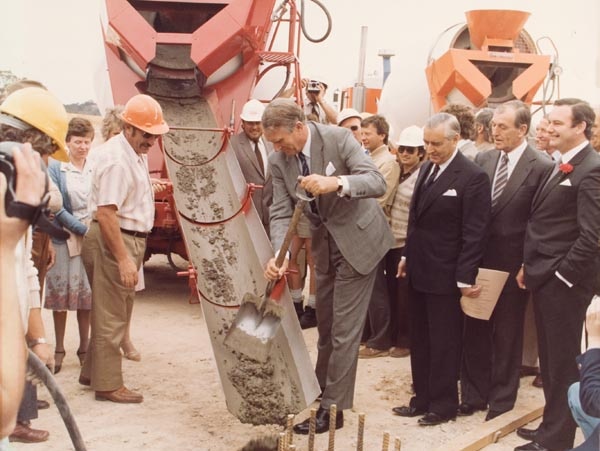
434;402;544;451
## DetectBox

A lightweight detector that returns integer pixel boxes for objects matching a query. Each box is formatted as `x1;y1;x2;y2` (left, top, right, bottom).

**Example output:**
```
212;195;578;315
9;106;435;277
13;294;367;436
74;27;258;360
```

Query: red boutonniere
559;163;573;174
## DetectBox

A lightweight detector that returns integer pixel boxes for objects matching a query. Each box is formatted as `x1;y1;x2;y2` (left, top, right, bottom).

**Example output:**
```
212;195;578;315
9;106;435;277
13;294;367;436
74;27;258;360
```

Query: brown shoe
9;422;49;443
358;347;389;359
37;399;50;410
79;375;91;386
95;386;143;403
532;374;543;388
389;346;410;358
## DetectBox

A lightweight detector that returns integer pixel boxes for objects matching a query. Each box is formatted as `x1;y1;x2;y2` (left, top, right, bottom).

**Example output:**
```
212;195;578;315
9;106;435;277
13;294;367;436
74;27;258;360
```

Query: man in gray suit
262;98;393;434
230;99;273;235
459;100;553;421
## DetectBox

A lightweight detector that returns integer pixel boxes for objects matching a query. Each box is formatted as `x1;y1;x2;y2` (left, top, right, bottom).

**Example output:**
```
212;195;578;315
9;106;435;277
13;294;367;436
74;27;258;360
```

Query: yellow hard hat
120;94;169;135
0;87;69;162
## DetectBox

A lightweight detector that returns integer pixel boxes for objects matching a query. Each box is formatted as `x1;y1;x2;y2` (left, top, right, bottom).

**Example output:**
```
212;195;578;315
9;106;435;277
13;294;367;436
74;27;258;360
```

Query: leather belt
120;228;149;239
91;220;149;239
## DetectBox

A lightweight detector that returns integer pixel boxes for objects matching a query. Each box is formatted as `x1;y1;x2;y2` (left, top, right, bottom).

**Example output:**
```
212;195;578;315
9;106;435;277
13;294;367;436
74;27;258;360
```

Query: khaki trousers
80;222;145;391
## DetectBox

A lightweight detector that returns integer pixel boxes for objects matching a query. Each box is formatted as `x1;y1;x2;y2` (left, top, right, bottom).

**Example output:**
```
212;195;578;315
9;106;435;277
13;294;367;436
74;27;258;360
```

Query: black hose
27;350;87;451
299;0;332;43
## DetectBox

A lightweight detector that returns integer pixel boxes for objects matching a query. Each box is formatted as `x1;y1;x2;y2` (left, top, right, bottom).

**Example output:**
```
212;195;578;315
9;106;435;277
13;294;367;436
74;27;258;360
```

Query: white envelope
443;189;458;196
325;161;336;176
559;179;572;186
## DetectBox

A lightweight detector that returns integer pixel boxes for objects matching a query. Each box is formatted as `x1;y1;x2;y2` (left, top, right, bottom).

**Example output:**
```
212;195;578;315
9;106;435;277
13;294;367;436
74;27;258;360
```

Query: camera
307;80;321;93
0;141;68;239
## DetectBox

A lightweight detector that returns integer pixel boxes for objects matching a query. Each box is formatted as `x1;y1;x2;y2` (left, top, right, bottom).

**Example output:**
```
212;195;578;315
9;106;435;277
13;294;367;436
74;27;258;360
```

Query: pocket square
559;179;572;186
325;161;336;176
443;189;458;197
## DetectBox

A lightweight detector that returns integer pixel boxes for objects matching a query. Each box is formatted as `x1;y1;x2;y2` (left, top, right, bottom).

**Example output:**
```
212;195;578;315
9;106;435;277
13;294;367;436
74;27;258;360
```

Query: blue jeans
568;382;600;439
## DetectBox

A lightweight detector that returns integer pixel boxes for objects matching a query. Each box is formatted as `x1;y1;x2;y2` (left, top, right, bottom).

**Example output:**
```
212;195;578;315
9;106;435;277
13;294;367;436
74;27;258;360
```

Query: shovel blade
224;293;272;362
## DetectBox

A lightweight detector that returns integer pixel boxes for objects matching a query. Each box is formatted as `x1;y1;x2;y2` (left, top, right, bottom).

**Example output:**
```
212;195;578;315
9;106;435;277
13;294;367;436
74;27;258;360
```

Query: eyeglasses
349;125;359;131
398;146;418;155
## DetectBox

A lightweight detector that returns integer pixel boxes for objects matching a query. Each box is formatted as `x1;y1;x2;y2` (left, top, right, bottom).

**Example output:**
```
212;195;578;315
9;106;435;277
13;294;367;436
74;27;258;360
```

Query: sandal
121;343;141;362
76;349;87;366
54;350;66;374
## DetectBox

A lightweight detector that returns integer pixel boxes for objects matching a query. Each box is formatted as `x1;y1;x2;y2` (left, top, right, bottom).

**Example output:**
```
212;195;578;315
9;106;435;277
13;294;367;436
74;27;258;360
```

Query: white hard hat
240;99;265;122
337;108;361;126
397;125;424;147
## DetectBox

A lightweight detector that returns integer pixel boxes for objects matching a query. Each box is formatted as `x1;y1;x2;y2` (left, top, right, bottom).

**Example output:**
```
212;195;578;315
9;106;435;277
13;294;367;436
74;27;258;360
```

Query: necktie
253;140;264;176
298;152;317;213
298;152;310;177
542;158;562;190
423;164;440;191
491;152;509;207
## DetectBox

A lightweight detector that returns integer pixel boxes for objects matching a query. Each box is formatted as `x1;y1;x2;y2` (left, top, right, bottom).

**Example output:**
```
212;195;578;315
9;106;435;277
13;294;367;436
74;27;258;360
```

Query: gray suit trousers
314;234;377;411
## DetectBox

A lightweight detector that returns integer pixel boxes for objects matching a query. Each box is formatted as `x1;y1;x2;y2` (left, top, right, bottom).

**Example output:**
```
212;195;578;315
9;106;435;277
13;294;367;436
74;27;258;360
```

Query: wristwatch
336;176;344;193
28;337;47;348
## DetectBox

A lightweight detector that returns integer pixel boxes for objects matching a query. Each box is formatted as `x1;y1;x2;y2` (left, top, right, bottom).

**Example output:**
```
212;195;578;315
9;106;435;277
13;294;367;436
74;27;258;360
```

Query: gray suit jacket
475;145;553;292
230;131;273;234
269;122;394;275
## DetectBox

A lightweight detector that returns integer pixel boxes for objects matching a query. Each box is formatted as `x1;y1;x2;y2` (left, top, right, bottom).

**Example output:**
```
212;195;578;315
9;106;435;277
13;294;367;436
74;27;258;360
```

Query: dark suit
230;131;273;235
524;144;600;449
404;151;491;418
461;146;553;414
269;122;394;410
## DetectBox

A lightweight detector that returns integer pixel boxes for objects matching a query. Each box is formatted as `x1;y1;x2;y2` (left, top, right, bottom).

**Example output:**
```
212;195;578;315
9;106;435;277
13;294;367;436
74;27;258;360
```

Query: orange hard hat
120;94;169;135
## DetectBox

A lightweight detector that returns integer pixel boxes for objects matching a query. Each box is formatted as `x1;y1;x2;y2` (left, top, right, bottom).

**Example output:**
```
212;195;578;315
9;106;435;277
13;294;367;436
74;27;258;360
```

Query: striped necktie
491;152;509;207
298;152;317;213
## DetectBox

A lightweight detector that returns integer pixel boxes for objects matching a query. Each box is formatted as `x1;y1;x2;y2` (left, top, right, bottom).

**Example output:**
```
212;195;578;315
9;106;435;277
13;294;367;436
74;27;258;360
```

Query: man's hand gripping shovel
224;179;314;362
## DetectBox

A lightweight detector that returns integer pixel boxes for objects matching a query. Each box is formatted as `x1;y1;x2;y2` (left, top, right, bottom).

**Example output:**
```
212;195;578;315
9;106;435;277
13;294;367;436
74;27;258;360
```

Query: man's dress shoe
37;399;50;410
418;412;455;426
392;405;425;417
78;375;91;386
516;427;538;441
514;441;551;451
293;406;343;435
532;374;543;388
9;422;49;443
485;409;508;421
95;386;143;403
457;402;486;416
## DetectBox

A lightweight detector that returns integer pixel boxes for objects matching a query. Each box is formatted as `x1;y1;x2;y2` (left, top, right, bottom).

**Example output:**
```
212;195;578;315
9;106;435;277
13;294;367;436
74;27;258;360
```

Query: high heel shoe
54;350;66;374
76;350;86;366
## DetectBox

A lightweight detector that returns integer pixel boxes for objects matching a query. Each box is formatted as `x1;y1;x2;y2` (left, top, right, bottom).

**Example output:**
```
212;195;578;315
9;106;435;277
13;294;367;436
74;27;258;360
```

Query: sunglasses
398;146;419;155
349;125;359;131
134;127;159;139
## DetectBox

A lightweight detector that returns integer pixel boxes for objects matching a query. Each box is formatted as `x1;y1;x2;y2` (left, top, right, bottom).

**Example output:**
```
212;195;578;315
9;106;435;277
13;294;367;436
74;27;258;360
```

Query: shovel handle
274;199;306;268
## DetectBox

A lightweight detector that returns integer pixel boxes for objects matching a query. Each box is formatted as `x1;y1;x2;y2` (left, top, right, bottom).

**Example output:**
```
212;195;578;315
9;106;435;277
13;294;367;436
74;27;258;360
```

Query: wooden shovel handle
274;199;306;268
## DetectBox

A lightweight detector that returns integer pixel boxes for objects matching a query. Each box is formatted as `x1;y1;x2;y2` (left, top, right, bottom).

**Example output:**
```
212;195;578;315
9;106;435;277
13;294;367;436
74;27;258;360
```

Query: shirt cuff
555;271;573;288
337;176;350;197
457;281;472;288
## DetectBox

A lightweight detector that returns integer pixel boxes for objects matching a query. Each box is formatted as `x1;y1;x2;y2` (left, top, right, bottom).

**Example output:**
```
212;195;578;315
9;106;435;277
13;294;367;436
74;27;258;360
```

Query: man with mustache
79;94;169;404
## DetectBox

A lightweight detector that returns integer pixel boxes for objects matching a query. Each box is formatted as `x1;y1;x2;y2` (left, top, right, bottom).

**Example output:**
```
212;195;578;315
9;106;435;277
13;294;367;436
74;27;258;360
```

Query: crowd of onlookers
0;81;165;448
3;72;600;451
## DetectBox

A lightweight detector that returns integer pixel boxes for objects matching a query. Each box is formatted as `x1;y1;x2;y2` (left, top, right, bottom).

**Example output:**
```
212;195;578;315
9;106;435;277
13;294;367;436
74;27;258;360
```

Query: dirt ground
14;255;582;451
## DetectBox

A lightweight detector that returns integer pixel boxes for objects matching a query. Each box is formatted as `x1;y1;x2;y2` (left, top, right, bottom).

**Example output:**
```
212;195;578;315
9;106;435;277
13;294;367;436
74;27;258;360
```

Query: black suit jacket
524;145;600;292
404;151;491;295
475;146;553;292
